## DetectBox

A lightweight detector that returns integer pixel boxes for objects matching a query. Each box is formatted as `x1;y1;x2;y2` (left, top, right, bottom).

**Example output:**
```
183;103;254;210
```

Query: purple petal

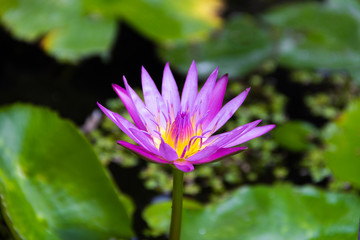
97;102;140;143
181;60;198;112
142;66;167;127
128;128;159;153
225;124;276;147
159;139;179;161
162;62;180;117
202;74;228;127
206;119;262;146
173;160;194;172
186;145;219;162
204;87;250;133
193;67;218;117
188;125;250;162
117;141;170;164
112;84;146;130
204;124;250;147
123;76;158;134
191;147;247;164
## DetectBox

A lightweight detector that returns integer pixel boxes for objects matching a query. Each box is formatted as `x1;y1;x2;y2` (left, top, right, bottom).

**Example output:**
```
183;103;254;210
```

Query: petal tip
222;74;229;81
112;83;121;91
164;62;171;71
190;60;197;70
218;74;229;84
210;67;219;78
122;75;128;84
97;102;104;109
268;124;276;130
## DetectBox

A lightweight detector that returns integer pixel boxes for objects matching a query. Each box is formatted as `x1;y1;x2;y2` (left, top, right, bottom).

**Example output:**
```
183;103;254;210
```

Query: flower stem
169;168;184;240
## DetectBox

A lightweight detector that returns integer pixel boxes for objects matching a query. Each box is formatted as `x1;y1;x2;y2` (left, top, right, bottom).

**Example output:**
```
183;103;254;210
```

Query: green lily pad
0;0;116;62
42;16;116;62
273;121;317;152
264;2;360;71
158;14;273;78
0;104;133;239
323;99;360;187
329;0;360;84
327;0;360;21
83;0;222;43
309;233;357;240
144;185;360;239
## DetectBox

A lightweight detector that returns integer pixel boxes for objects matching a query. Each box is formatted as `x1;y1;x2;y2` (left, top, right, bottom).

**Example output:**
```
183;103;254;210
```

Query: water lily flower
97;61;275;172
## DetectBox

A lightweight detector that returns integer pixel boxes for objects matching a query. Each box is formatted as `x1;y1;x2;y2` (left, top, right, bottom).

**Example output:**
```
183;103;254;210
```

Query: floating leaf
83;0;223;42
144;185;360;239
273;121;317;152
327;0;360;21
324;0;360;83
0;104;133;239
323;99;360;187
158;14;273;78
264;2;360;71
42;16;116;62
309;233;357;240
0;0;116;62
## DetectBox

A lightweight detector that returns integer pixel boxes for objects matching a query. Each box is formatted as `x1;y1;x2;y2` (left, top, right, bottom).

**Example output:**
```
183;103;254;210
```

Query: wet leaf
0;104;133;239
0;0;116;62
264;2;360;71
158;14;273;78
323;99;360;187
327;0;360;21
144;185;360;239
83;0;223;42
309;233;357;240
42;16;116;62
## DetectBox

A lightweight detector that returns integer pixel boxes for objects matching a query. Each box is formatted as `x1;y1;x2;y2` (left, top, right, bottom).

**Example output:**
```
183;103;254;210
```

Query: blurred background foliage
0;0;360;239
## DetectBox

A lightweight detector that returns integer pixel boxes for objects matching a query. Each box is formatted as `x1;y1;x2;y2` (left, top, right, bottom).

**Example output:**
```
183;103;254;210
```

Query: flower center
162;112;203;158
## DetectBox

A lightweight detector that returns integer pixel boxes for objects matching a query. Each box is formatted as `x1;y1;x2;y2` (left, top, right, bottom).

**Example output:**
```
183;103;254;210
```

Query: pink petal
128;128;159;153
225;124;276;147
186;145;219;162
193;67;218;117
206;119;262;146
204;87;250;133
204;124;250;147
173;160;194;172
159;139;179;161
97;102;140;143
123;76;158;134
162;62;180;117
112;84;146;130
202;74;228;127
187;125;250;162
141;66;167;127
117;141;170;164
181;60;198;112
191;147;247;164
